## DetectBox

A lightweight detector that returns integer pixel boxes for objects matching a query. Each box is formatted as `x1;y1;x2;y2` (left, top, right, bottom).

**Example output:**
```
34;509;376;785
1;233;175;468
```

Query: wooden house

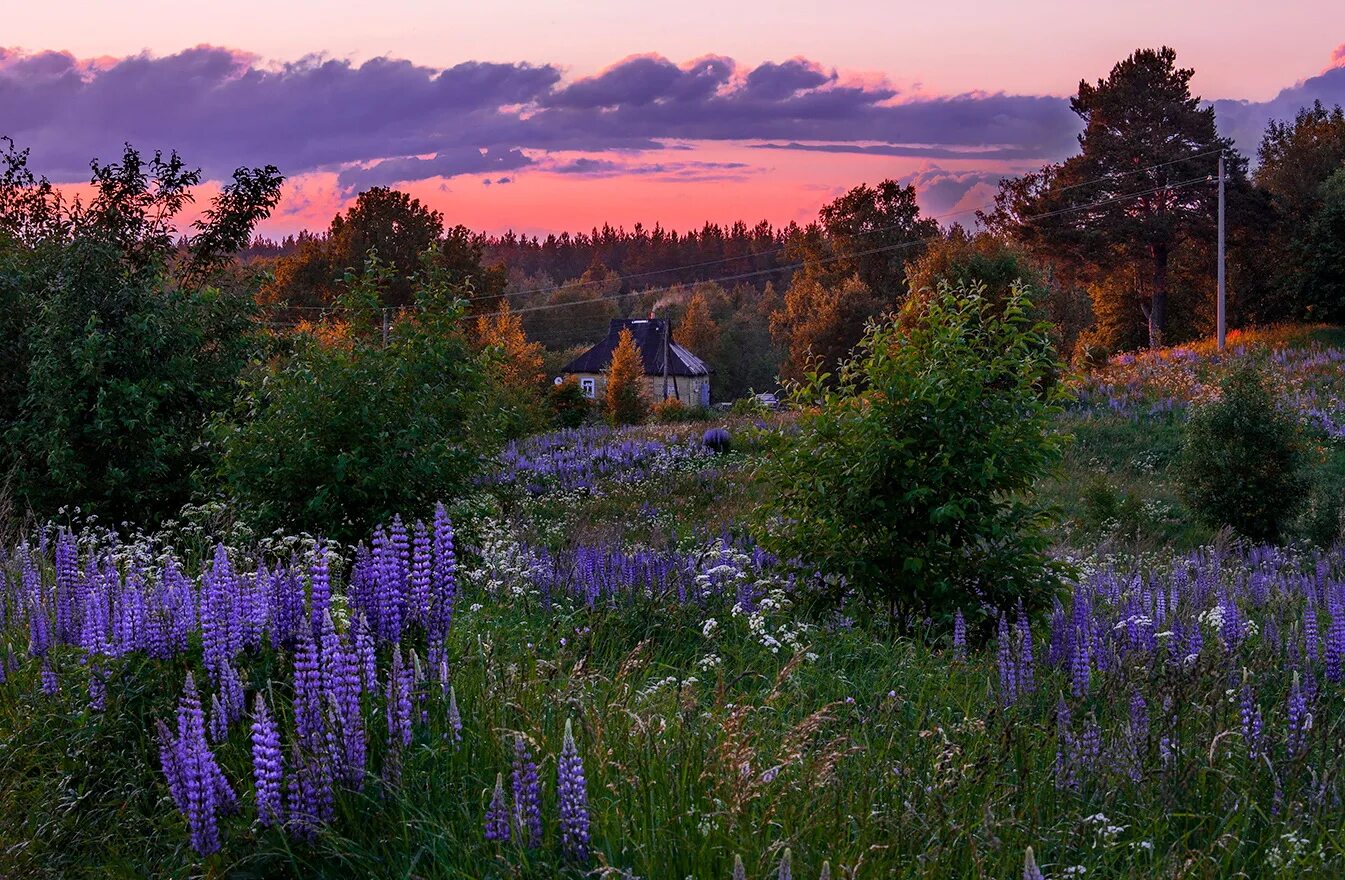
561;318;711;406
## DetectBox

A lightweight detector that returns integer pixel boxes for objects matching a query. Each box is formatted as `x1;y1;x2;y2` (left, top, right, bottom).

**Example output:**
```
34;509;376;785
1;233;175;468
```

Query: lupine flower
1023;846;1044;880
447;686;463;746
208;693;229;743
557;718;591;863
309;545;331;635
485;772;511;842
512;736;543;847
1286;671;1309;757
818;860;832;880
777;847;793;880
1239;673;1263;760
251;693;284;827
997;613;1018;706
87;667;106;712
732;854;747;880
39;659;58;696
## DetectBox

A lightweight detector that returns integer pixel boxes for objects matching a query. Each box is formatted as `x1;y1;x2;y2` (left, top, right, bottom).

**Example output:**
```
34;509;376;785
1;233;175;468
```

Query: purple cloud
1;45;1340;194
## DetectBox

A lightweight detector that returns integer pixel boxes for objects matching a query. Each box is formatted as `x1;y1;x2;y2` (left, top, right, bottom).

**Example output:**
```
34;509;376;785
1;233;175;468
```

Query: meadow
5;329;1345;879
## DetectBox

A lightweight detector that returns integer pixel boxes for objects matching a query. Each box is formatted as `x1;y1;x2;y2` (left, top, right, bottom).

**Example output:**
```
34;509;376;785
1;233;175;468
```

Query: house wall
566;373;710;406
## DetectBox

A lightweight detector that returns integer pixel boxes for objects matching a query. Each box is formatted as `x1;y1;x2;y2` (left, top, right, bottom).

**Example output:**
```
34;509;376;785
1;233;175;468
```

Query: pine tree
988;47;1240;348
604;327;648;425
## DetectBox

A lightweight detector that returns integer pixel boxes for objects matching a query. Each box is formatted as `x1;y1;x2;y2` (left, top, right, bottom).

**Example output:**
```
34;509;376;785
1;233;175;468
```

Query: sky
3;2;1345;237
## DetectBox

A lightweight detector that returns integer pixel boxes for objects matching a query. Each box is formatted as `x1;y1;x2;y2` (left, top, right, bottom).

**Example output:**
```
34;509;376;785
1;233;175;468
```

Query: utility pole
1217;152;1226;351
662;318;671;400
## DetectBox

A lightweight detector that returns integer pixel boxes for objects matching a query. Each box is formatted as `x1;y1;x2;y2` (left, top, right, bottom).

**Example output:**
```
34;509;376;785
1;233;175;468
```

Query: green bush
548;377;592;428
212;256;506;541
1176;364;1309;542
756;280;1066;621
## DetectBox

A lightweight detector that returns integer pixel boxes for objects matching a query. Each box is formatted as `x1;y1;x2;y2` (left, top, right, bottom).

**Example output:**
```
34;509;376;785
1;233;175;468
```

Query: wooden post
1217;153;1226;352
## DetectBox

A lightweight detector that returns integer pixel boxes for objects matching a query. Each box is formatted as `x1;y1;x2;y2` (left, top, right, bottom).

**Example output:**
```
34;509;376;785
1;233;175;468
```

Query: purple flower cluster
487;425;715;495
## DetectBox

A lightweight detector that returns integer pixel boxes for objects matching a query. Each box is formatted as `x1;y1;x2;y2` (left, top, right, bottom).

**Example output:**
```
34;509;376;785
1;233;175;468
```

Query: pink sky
5;2;1344;236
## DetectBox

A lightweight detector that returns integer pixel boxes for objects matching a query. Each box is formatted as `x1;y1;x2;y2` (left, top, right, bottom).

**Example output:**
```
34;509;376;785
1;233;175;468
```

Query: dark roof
562;319;710;377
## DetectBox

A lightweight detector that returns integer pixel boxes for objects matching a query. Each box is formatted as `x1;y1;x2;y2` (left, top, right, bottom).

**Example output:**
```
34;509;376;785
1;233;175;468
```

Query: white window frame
580;377;596;398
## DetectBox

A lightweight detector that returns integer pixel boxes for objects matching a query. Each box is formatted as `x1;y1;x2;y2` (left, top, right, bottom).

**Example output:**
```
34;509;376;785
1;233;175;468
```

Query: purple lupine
1239;675;1264;760
251;693;284;827
1286;671;1309;757
208;693;229;743
410;521;432;627
220;660;245;725
169;674;227;855
1070;625;1090;696
352;613;378;695
310;545;331;636
951;610;966;661
87;667;107;712
293;626;323;751
1054;697;1076;790
39;659;58;696
384;650;413;785
512;736;543;847
1129;690;1148;742
1016;606;1036;695
557;719;591;863
430;503;458;647
777;848;793;880
447;686;463;747
733;855;747;880
1023;847;1045;880
1327;588;1345;683
997;613;1018;706
485;772;511;842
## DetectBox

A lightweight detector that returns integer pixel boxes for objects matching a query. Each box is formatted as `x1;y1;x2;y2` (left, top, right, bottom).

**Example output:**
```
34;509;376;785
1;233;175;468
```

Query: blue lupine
251;693;284;827
777;848;793;880
485;772;511;842
1287;671;1309;757
997;613;1018;706
512;736;543;847
447;686;463;747
310;545;331;635
952;609;966;660
557;719;591;863
1022;847;1044;880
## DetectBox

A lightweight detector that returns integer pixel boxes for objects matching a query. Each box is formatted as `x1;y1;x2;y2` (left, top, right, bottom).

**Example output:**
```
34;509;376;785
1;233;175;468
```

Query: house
561;318;711;406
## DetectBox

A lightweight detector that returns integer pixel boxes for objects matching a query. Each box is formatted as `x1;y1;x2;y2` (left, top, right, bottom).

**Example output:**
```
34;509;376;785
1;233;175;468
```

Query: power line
267;148;1229;313
465;174;1215;322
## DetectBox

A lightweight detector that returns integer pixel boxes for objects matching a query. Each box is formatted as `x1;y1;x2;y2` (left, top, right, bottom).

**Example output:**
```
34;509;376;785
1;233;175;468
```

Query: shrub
702;427;731;454
1176;363;1309;542
756;280;1066;622
212;256;505;541
651;398;687;423
549;378;591;428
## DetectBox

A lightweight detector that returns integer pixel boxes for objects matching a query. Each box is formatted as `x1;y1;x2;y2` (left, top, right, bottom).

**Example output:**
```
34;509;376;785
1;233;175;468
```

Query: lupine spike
485;772;511;842
1023;846;1044;880
778;847;793;880
732;854;747;880
557;718;591;863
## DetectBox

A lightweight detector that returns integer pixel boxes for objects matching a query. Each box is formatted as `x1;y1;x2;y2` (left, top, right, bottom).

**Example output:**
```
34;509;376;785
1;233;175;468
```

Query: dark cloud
1;45;1341;195
549;157;751;181
1214;65;1345;157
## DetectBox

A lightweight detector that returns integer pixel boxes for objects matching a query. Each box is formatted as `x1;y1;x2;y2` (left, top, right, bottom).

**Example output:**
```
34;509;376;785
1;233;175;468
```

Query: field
6;329;1345;879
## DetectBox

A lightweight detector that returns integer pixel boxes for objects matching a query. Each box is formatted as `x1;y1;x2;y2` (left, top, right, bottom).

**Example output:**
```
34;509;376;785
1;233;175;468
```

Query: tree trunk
1148;241;1168;349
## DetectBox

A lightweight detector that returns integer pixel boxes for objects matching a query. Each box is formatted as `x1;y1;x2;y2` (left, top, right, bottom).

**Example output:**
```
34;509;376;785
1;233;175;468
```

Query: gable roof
562;318;710;377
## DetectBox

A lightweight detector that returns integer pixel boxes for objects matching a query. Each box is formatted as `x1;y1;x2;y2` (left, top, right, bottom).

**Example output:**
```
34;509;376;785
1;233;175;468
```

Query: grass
6;326;1345;878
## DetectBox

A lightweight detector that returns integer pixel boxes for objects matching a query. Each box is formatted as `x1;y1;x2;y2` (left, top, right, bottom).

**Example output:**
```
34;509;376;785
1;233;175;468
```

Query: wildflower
448;686;463;746
1023;847;1044;880
485;773;511;842
39;659;58;696
251;693;284;827
512;736;543;847
952;609;967;660
557;719;591;863
733;854;747;880
778;848;793;880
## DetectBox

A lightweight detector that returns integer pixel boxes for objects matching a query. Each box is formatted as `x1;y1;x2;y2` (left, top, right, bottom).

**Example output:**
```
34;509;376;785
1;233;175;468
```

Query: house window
580;377;596;398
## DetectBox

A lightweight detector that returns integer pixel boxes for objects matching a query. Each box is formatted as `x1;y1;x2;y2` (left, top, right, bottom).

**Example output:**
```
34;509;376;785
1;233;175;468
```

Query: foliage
548;378;592;429
0;139;281;525
771;274;881;381
604;327;648;426
758;281;1066;619
985;47;1240;349
1297;168;1345;321
474;302;548;437
262;187;507;313
213;256;505;541
1176;363;1310;542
